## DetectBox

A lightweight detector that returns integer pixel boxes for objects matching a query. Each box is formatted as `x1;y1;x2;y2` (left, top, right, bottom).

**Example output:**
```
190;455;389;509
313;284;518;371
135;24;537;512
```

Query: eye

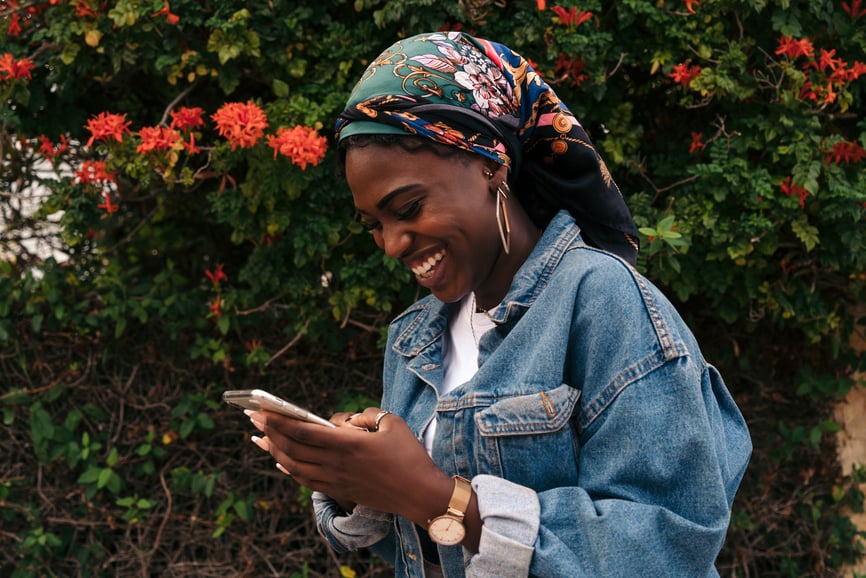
396;200;422;221
360;219;381;232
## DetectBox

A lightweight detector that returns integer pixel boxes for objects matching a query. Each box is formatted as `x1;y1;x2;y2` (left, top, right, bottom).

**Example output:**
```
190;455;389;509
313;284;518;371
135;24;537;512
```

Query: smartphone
223;389;336;428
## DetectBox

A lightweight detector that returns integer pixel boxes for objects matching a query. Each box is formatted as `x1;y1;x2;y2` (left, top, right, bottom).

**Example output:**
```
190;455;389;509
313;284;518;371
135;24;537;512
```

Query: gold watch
427;475;472;546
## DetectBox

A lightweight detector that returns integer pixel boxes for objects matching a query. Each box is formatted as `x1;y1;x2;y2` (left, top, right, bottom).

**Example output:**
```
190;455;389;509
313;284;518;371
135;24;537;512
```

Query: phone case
222;389;336;428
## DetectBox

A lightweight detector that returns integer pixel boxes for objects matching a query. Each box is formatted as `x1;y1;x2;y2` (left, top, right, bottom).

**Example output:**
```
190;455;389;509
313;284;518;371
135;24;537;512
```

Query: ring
373;410;391;432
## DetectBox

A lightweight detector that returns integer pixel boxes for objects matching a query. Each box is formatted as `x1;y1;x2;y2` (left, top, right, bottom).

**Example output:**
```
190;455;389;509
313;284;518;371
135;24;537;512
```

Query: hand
248;408;453;526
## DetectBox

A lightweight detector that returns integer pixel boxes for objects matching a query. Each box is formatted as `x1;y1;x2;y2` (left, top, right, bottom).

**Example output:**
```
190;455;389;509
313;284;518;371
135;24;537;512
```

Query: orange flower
536;0;546;9
208;295;222;318
152;0;180;24
136;126;183;154
0;53;36;81
76;160;116;184
211;101;268;150
85;112;131;147
97;192;119;215
267;125;328;169
669;62;702;87
684;0;700;14
775;36;815;60
169;106;205;131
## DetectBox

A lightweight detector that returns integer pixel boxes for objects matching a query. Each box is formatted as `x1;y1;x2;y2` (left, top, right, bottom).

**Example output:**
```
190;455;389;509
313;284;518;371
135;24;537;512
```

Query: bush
2;0;864;575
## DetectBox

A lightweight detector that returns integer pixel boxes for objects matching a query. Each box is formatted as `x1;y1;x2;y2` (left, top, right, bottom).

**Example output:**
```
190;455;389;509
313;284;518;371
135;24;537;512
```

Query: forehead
345;144;479;209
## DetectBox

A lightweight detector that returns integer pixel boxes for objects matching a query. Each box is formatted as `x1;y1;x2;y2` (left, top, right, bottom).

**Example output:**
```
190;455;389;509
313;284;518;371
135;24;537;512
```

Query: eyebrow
356;184;422;214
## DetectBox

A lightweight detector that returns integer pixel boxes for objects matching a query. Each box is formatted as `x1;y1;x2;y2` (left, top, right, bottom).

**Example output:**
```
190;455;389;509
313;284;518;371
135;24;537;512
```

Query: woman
248;31;751;577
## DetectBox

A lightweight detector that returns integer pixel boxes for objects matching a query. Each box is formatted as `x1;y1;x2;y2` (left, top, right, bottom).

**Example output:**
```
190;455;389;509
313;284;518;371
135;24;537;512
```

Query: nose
377;222;411;260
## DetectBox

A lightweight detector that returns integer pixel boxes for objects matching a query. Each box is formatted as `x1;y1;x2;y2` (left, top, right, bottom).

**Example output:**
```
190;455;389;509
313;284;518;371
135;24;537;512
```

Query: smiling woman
245;31;751;577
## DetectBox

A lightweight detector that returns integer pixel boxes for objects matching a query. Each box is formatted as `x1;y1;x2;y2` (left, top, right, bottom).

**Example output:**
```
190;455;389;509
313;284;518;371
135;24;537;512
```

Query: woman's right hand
248;408;454;527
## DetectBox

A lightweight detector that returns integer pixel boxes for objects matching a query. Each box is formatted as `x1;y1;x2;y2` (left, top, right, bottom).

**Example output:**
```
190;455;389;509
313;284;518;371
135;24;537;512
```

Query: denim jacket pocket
473;383;581;490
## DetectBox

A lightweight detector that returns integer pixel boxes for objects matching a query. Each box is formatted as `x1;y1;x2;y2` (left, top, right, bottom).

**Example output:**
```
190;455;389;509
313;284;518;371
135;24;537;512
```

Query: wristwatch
427;475;472;546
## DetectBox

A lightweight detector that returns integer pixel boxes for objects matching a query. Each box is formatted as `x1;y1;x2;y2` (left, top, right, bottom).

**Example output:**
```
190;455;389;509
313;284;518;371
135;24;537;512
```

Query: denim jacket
314;211;751;577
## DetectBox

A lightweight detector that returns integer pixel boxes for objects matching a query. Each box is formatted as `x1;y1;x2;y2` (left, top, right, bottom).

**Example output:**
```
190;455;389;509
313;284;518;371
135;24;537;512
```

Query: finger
251;434;270;453
345;407;394;432
245;409;266;432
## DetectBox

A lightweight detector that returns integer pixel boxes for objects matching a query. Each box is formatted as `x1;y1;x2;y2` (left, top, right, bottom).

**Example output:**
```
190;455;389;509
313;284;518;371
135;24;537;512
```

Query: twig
266;319;311;367
158;82;200;127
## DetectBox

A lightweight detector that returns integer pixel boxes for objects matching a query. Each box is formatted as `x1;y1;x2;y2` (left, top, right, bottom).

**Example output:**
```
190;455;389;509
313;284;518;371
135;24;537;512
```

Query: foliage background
2;0;865;576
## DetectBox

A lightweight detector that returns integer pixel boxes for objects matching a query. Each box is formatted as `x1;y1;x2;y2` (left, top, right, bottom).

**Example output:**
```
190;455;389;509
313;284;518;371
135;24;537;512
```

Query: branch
266;319;311;367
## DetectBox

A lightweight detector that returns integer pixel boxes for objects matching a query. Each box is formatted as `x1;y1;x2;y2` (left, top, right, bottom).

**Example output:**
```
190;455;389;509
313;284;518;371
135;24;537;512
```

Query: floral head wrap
336;31;639;265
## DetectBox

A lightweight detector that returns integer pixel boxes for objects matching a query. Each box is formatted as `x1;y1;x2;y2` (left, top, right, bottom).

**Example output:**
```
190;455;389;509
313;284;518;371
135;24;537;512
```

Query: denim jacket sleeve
312;491;393;554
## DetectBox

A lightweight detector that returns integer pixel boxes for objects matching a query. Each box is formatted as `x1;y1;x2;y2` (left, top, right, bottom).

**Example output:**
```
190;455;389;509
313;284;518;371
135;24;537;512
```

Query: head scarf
336;31;640;265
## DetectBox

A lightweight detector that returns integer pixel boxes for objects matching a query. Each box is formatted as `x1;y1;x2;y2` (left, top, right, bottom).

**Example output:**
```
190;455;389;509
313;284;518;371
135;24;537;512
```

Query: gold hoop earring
496;182;512;255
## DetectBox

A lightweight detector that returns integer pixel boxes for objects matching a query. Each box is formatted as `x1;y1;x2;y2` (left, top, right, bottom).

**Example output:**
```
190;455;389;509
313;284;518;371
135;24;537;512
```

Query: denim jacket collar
391;210;584;358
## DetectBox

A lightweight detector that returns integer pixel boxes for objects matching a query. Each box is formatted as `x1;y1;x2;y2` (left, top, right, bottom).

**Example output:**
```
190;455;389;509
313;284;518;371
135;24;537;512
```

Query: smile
410;250;446;279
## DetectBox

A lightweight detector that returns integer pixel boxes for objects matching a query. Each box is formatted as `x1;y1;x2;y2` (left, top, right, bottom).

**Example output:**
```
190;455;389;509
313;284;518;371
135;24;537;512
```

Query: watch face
428;515;466;546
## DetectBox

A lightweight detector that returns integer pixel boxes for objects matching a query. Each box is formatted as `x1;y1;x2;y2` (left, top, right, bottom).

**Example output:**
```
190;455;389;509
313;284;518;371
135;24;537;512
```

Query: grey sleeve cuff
464;474;540;577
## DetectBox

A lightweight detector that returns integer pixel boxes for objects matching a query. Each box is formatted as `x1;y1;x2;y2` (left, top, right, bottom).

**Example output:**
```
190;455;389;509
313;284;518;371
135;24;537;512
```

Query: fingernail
251;435;269;452
243;409;255;417
249;416;265;431
276;463;292;476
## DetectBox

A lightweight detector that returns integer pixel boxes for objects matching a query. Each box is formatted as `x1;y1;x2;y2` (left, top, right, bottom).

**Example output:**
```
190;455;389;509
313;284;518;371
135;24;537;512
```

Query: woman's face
345;144;507;305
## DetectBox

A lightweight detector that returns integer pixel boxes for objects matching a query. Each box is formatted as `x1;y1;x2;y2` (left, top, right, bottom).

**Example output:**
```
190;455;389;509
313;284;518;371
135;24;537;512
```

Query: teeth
411;250;445;278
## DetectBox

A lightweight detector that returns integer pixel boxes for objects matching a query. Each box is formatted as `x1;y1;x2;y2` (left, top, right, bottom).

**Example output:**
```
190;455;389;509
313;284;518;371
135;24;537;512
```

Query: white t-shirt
422;293;496;454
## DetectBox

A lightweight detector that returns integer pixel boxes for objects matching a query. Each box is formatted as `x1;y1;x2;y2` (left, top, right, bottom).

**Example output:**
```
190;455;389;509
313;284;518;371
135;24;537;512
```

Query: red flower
843;61;866;81
815;48;845;73
0;53;36;81
38;134;69;161
554;53;588;87
208;295;222;318
775;36;815;59
780;176;809;208
204;263;228;286
169;106;205;131
536;0;546;9
212;101;268;150
76;160;116;184
8;13;22;36
151;0;180;24
266;125;328;169
551;6;593;28
245;339;263;353
136;126;183;154
824;141;866;165
85;112;131;147
97;192;119;215
842;0;866;18
689;132;706;154
669;62;702;87
73;0;102;19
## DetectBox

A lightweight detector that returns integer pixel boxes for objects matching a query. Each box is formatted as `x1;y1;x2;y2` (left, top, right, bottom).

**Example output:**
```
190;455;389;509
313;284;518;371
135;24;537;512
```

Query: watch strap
430;475;471;525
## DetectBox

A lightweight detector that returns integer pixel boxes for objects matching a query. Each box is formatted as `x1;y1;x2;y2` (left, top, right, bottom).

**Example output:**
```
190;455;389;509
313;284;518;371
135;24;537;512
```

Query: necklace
469;294;480;346
469;293;496;346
